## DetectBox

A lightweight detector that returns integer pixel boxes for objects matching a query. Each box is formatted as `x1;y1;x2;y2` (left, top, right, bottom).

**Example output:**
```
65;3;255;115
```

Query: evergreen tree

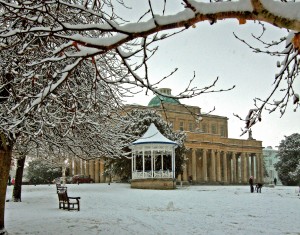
26;159;62;185
109;109;186;181
275;133;300;186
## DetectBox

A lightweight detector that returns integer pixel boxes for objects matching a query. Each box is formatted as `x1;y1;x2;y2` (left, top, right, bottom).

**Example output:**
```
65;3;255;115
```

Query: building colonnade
67;150;264;185
68;158;107;183
180;148;264;184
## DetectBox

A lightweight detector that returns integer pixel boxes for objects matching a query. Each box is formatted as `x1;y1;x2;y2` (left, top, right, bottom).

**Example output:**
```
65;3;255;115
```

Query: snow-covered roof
132;123;177;146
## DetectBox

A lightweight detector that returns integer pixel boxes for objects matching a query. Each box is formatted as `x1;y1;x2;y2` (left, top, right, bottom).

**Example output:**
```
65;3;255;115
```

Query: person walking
249;176;254;193
274;177;277;186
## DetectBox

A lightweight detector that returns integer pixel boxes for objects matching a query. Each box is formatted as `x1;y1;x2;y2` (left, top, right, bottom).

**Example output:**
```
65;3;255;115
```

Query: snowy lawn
5;183;300;235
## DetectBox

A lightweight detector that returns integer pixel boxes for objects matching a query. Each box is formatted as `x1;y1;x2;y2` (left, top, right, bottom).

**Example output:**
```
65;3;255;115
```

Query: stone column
227;154;232;183
83;160;86;175
202;149;207;181
222;152;228;183
89;160;95;180
241;153;248;184
84;160;89;176
216;151;221;182
245;153;249;181
183;154;188;181
69;159;73;176
211;150;216;182
73;159;77;175
250;155;255;178
192;148;197;182
100;160;105;183
94;159;100;183
232;153;237;183
236;155;240;183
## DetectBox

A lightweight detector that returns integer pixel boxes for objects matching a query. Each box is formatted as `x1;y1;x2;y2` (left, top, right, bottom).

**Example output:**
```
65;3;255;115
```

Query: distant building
263;146;281;185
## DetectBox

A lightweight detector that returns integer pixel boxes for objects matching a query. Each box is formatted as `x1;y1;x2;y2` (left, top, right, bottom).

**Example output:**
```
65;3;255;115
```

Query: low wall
131;178;176;190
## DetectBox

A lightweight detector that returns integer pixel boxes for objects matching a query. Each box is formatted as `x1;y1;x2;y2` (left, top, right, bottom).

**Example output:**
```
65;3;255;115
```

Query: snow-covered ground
4;183;300;235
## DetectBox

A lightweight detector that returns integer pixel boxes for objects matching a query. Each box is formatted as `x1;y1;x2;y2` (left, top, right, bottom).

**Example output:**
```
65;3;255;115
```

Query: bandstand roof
132;123;177;146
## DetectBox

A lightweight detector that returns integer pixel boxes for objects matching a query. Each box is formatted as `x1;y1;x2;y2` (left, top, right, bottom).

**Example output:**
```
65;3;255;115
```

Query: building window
179;121;184;131
211;124;217;134
220;126;225;137
202;123;207;133
189;122;194;132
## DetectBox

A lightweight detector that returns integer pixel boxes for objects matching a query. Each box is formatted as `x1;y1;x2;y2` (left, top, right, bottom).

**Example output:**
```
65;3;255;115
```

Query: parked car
52;177;72;184
72;175;94;184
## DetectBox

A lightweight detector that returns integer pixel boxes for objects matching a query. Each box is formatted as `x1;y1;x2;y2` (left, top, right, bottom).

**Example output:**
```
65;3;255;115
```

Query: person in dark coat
249;176;254;193
274;177;277;186
8;175;11;186
255;183;263;193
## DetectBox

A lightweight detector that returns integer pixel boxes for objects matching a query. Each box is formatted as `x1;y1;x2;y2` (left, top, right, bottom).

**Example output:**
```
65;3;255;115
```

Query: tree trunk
0;146;13;235
12;156;26;202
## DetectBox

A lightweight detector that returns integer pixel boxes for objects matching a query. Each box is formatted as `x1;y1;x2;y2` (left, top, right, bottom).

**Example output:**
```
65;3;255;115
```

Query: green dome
148;88;180;107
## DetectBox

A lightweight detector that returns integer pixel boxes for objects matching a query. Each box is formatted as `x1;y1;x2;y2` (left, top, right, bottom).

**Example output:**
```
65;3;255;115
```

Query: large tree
1;1;300;234
275;133;300;186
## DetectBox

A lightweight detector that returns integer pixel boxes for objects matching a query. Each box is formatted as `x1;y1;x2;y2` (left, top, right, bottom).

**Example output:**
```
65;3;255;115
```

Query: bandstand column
202;149;207;181
222;152;228;183
192;148;197;182
211;150;216;182
151;150;154;178
142;151;145;178
216;151;221;182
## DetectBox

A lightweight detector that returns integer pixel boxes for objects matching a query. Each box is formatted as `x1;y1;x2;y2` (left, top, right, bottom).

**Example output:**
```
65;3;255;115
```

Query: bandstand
130;123;178;189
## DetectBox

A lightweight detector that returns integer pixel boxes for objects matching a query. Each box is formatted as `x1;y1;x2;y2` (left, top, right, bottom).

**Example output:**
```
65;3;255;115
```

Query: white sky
123;2;300;148
4;184;300;234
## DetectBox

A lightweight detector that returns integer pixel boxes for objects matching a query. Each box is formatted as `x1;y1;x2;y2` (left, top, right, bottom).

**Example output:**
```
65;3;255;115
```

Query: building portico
182;134;263;184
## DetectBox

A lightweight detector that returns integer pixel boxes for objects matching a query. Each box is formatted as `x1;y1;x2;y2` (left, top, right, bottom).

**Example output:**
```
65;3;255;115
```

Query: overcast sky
123;1;300;148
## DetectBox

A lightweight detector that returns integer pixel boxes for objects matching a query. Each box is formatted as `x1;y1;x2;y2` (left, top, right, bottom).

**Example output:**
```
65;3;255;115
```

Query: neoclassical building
69;88;264;185
128;88;264;185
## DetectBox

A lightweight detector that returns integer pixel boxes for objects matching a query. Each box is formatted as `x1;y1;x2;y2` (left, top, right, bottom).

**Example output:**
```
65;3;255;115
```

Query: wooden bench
57;190;80;211
56;184;67;193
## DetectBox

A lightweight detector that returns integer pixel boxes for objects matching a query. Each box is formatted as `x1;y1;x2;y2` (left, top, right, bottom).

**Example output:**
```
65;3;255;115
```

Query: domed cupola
148;88;180;107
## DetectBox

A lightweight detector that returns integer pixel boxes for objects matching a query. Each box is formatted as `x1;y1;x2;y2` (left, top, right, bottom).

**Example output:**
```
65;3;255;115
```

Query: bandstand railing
132;170;173;179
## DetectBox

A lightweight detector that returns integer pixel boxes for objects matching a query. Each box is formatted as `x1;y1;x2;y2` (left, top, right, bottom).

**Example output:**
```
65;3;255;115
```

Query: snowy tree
26;159;62;185
275;133;300;186
1;0;300;234
108;109;186;181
